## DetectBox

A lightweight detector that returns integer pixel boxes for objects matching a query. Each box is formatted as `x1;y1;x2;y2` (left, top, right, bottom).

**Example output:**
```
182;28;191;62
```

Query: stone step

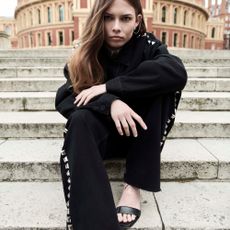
186;66;230;78
0;66;229;78
0;57;230;67
0;138;229;182
1;47;230;58
0;57;67;67
179;92;230;111
0;77;65;92
182;58;230;67
185;78;230;92
0;181;229;229
0;91;230;111
0;111;229;138
0;67;63;78
1;77;230;92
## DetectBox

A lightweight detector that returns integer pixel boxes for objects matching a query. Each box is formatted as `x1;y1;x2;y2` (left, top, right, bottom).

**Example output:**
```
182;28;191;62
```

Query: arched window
211;27;215;38
161;32;167;44
4;26;11;35
48;7;52;23
183;34;187;47
173;33;178;47
191;12;195;27
191;36;194;48
174;8;177;24
161;6;166;22
184;10;187;25
37;9;41;24
59;5;64;22
30;11;33;26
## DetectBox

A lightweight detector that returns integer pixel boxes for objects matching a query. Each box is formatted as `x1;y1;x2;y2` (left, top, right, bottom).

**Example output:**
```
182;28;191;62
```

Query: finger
74;89;90;105
120;118;130;136
114;119;123;136
131;111;148;130
76;91;92;106
126;115;138;137
76;95;87;106
74;91;85;104
83;92;94;105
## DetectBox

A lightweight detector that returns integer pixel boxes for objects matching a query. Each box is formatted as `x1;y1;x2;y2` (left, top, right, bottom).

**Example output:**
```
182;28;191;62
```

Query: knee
68;109;93;127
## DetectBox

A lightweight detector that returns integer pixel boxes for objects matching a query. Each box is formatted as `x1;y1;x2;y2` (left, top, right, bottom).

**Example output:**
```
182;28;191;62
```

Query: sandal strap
116;206;141;217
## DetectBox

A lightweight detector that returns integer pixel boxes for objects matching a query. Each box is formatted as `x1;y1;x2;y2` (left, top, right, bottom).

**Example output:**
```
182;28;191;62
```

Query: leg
124;97;163;192
60;109;121;230
116;96;163;225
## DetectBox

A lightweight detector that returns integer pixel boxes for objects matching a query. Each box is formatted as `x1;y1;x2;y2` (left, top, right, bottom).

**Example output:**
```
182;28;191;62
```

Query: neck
106;46;121;58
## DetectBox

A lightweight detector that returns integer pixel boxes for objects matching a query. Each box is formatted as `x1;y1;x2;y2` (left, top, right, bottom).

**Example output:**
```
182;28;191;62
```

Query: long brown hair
69;0;146;94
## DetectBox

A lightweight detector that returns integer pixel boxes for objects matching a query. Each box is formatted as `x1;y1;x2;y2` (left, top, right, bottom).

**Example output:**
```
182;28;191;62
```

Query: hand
74;84;106;106
111;100;147;137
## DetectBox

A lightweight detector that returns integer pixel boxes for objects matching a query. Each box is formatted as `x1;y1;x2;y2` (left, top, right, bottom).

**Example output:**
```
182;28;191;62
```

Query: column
65;0;68;21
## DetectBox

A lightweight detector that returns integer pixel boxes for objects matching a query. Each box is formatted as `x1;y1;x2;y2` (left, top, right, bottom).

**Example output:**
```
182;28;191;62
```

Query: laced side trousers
60;96;162;230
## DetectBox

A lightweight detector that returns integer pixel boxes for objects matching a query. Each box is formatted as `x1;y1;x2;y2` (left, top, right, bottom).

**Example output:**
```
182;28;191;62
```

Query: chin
108;41;126;49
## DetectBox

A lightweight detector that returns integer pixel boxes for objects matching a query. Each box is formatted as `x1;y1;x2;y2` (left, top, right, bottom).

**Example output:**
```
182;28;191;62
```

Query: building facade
72;0;209;49
1;0;226;49
15;0;74;48
0;17;17;49
207;0;230;49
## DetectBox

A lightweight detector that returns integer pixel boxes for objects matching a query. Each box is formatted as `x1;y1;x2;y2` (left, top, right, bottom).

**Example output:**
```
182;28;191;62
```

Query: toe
127;214;133;222
131;214;136;220
117;213;123;222
122;214;128;222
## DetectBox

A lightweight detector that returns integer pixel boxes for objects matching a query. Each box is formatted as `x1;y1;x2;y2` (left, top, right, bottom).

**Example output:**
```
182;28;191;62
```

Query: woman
55;0;187;229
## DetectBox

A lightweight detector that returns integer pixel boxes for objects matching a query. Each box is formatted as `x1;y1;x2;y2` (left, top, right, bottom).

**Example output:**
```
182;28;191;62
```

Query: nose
112;19;121;33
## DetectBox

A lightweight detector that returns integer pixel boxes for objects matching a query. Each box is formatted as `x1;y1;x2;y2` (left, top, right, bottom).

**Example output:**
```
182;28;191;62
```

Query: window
191;13;195;27
47;32;52;46
211;27;215;38
48;7;52;23
71;31;74;42
161;32;167;44
184;11;187;25
173;33;178;47
183;34;187;47
37;9;41;24
37;33;41;46
4;26;11;35
59;5;64;22
174;8;177;24
59;31;64;45
191;36;194;48
30;32;33;47
30;11;33;26
161;6;166;23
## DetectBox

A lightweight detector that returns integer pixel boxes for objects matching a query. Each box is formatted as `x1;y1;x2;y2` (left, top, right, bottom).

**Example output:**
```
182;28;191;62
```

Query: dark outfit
55;32;187;230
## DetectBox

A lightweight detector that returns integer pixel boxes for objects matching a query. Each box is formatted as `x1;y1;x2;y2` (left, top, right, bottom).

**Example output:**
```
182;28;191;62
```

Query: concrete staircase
0;48;229;229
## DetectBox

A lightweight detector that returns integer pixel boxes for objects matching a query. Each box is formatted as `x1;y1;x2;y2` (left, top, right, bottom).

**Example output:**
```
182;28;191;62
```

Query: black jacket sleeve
55;64;119;119
105;44;188;99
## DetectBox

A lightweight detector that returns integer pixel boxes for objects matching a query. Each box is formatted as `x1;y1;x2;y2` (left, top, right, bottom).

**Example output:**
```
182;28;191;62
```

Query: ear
135;14;142;27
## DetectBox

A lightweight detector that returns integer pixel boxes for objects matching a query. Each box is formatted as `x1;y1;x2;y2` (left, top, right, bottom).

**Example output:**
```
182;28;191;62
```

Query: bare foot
116;183;141;223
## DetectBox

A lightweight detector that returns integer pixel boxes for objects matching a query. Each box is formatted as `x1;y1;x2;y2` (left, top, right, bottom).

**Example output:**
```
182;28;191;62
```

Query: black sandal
116;206;141;229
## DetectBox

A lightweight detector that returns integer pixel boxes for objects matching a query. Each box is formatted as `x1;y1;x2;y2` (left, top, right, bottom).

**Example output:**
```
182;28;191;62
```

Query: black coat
55;32;188;150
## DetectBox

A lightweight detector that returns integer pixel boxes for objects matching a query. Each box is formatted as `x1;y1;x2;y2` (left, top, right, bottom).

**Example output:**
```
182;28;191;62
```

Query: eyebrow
104;12;133;17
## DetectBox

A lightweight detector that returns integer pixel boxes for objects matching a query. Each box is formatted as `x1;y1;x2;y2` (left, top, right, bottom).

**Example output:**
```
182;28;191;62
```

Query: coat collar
101;34;140;66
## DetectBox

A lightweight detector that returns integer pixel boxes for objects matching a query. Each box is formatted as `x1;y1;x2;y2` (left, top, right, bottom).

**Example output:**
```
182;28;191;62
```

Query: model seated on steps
55;0;188;229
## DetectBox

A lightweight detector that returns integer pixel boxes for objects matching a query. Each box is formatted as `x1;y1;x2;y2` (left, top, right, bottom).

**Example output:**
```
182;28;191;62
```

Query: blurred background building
0;0;229;49
207;0;230;49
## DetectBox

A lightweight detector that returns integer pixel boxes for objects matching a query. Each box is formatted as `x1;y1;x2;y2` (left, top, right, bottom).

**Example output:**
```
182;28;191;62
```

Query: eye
121;16;132;22
104;15;113;21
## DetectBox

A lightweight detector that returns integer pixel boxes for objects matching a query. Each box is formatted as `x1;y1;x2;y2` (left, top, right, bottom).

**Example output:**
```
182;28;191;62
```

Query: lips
110;36;123;40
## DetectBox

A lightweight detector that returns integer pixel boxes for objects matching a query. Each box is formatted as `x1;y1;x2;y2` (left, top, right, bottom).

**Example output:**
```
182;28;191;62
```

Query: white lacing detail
160;91;181;148
61;149;73;229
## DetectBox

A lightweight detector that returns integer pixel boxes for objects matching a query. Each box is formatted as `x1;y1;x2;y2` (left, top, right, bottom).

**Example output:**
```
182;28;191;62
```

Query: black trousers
60;96;162;230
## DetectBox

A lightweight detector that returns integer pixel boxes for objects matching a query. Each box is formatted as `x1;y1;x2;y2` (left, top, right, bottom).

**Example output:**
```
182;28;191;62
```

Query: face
104;0;142;50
